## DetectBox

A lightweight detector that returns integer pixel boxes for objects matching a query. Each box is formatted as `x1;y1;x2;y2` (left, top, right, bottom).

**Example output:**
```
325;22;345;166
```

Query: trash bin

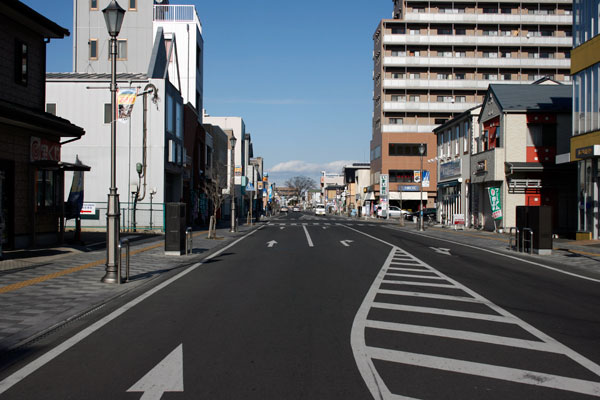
165;202;186;255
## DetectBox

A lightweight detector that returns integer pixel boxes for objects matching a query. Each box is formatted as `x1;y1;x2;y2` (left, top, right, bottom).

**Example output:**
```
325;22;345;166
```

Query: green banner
488;187;503;220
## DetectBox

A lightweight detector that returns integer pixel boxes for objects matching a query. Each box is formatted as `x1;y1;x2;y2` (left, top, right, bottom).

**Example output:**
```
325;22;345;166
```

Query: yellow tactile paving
0;230;208;295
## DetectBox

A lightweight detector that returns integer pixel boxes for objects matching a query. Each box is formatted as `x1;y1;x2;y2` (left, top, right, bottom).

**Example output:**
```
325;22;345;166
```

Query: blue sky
23;0;391;185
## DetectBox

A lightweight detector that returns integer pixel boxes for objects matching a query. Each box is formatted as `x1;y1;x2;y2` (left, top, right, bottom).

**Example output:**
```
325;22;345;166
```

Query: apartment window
437;73;451;80
455;29;466;35
391;95;405;102
409;29;419;35
89;39;98;59
410;50;420;56
440;51;453;57
117;39;127;60
389;143;427;156
456;96;466;103
483;73;498;80
529;51;540;59
391;27;405;34
413;7;425;13
392;73;404;79
435;118;448;125
484;29;498;36
437;96;453;103
540;30;554;37
104;103;112;124
391;50;406;57
455;126;460;155
455;51;466;58
455;73;465;80
438;28;451;35
90;0;98;10
46;103;56;115
370;146;382;161
483;51;498;58
501;8;512;14
501;30;512;37
540;52;554;59
408;73;420;79
166;93;174;133
129;0;137;10
483;8;498;14
389;170;415;183
501;74;512;81
15;40;28;86
389;118;403;125
409;95;420;102
501;51;511;58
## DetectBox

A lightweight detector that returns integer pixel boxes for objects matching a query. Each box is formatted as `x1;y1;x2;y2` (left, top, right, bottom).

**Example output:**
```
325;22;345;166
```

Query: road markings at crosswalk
351;244;600;399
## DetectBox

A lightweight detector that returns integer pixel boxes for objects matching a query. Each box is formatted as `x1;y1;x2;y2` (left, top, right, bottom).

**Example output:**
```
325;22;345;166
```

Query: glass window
104;103;112;124
36;170;56;210
464;122;469;153
389;143;427;156
129;0;137;10
89;39;98;59
166;93;174;134
176;102;183;139
90;0;98;10
117;40;127;60
46;103;56;115
15;40;28;85
389;170;415;183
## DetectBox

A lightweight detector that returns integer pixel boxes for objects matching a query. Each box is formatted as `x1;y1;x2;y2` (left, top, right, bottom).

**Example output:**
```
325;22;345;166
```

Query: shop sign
453;214;465;225
234;166;242;176
440;159;461;180
80;203;96;215
400;185;419;192
422;170;430;188
488;187;503;220
30;136;60;162
380;174;389;196
575;146;600;159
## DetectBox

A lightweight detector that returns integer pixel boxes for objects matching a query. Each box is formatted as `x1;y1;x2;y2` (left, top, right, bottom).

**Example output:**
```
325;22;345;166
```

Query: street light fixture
230;135;237;233
418;143;425;231
101;0;126;284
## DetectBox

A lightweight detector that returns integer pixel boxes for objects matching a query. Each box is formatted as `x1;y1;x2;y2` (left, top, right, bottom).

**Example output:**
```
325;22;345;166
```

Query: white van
315;204;326;216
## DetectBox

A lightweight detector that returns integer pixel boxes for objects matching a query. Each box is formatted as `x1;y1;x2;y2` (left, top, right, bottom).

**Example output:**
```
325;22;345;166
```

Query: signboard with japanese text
380;174;389;197
488;187;503;220
30;137;60;162
117;88;137;122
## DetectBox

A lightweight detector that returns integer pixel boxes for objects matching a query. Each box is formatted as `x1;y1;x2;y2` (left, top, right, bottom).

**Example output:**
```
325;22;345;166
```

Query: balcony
383;78;571;90
403;12;572;25
154;5;202;32
384;101;481;112
384;56;570;69
384;34;572;47
382;124;438;133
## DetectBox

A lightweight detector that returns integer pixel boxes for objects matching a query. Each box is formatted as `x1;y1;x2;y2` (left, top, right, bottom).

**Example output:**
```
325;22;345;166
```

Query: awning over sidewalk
504;162;544;175
390;192;428;201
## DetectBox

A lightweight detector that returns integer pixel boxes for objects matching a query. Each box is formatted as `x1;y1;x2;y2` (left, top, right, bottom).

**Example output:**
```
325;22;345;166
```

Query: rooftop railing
154;5;202;30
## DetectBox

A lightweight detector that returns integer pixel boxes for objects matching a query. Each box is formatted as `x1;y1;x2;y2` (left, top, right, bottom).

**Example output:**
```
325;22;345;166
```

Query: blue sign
399;185;419;192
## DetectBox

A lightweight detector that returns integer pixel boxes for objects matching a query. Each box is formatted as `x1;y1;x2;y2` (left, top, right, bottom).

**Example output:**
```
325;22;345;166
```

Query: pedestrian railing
118;238;131;284
522;228;534;255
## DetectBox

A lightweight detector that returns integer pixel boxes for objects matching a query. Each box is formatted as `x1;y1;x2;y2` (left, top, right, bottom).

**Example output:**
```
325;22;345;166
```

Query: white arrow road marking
430;247;452;256
322;226;328;230
127;344;184;400
267;240;278;248
340;240;354;247
280;227;285;230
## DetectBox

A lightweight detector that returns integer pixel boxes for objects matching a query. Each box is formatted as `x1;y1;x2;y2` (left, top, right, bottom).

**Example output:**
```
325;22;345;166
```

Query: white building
47;0;203;230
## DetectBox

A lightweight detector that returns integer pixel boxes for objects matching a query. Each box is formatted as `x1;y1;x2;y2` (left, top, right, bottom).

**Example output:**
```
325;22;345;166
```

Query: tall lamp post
101;0;126;283
418;143;425;231
230;135;237;232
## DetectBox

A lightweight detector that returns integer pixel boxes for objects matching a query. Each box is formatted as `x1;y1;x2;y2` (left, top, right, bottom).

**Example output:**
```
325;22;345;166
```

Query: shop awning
31;160;91;171
437;179;460;189
390;191;428;201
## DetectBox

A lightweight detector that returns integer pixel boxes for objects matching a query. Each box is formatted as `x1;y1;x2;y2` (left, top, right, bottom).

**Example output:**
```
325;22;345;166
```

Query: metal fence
66;202;166;232
153;5;197;22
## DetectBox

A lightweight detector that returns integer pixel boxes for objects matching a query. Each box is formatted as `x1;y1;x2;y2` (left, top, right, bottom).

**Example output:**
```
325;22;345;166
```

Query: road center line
302;225;314;247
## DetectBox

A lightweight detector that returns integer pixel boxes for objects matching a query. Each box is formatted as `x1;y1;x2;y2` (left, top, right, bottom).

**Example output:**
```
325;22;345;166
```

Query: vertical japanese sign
380;174;389;197
488;187;503;220
422;170;430;188
117;88;138;123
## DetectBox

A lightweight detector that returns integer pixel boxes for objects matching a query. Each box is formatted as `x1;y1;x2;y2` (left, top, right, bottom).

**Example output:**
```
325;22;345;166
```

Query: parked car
315;204;326;216
408;208;437;221
388;206;410;219
293;206;300;212
280;206;289;213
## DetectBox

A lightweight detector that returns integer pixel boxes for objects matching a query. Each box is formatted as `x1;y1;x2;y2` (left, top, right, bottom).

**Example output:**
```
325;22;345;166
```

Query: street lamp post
230;135;237;232
418;143;425;231
101;0;126;284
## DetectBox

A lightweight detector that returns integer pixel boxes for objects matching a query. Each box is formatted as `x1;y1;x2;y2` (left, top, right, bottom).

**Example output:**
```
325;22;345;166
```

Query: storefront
574;147;600;239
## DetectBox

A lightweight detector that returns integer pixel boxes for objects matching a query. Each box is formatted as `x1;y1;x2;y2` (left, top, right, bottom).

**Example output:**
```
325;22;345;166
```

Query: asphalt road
1;211;599;399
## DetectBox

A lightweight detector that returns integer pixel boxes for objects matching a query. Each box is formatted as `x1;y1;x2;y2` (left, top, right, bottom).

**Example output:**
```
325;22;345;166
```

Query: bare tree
285;176;317;204
203;161;228;239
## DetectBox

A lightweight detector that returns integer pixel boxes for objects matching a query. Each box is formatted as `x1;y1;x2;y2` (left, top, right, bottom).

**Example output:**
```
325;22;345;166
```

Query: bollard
185;227;192;255
118;238;130;283
508;227;518;251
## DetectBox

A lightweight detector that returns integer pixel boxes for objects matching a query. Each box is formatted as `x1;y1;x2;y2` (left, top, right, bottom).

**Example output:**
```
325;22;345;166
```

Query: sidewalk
0;221;263;355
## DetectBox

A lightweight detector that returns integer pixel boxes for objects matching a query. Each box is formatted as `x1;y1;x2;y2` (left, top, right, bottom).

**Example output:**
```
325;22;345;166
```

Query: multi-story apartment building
570;0;600;239
371;0;573;211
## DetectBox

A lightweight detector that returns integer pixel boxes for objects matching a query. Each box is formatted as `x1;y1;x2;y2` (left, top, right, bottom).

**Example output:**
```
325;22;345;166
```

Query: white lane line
302;225;314;248
0;227;265;395
313;223;320;225
382;280;458;289
377;289;481;303
385;273;447;280
365;320;555;353
385;226;600;284
367;346;600;397
371;302;517;324
387;267;433;273
291;223;297;226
